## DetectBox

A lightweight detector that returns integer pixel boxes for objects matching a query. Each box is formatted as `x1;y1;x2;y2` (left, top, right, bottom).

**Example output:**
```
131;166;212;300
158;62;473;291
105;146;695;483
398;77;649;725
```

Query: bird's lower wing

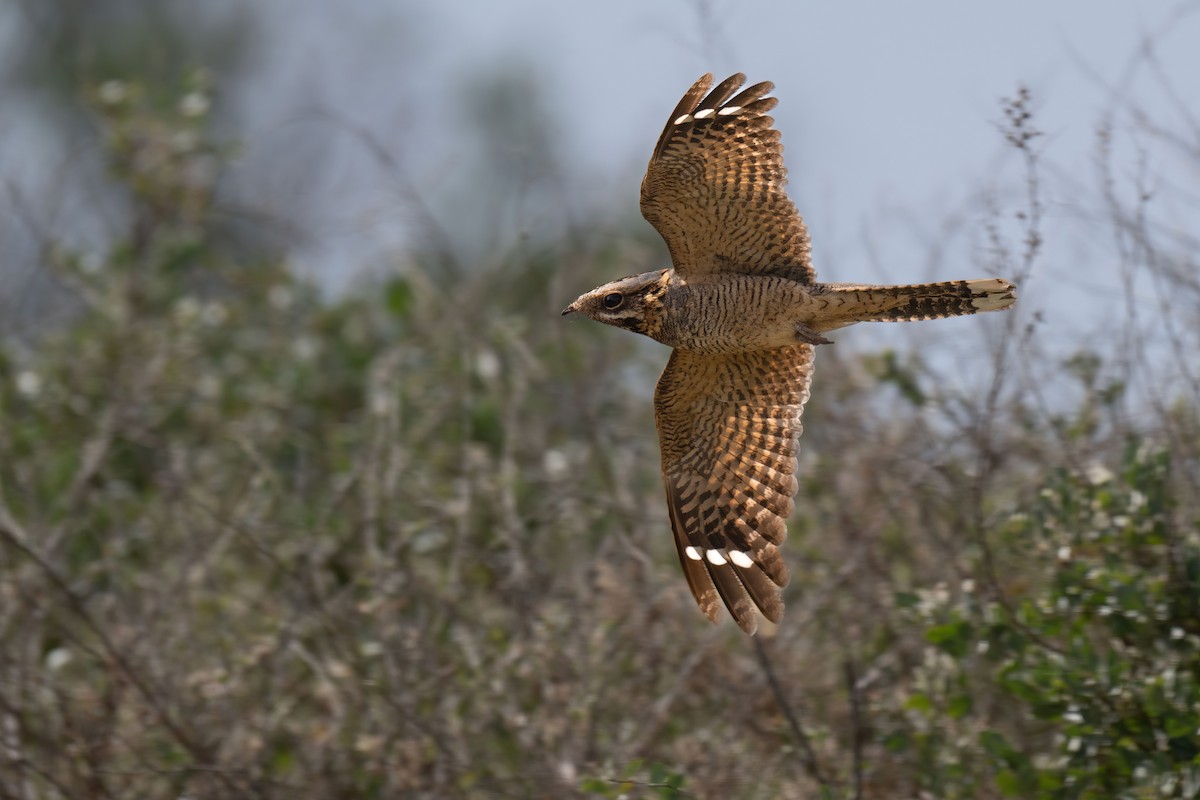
653;345;814;634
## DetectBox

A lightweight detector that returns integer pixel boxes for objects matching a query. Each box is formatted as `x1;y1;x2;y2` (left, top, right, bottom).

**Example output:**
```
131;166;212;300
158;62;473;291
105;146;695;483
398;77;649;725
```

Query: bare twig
299;106;463;277
753;637;832;792
969;87;1069;656
843;659;865;800
602;777;694;798
0;502;244;794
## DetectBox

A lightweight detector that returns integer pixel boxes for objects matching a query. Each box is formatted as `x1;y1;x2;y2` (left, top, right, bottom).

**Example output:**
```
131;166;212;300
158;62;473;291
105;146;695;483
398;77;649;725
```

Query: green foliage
581;760;688;799
892;443;1200;799
868;349;927;407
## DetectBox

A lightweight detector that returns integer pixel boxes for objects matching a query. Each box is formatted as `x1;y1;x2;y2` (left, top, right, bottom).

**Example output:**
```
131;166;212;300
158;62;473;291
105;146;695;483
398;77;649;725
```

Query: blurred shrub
890;442;1200;799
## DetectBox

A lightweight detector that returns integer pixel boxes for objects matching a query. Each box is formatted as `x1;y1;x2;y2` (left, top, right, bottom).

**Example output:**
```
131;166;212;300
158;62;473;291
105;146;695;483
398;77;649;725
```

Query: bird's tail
815;278;1015;329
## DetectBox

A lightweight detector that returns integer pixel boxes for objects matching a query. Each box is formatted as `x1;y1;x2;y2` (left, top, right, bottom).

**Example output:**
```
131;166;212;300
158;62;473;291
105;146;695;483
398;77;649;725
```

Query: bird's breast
655;276;815;354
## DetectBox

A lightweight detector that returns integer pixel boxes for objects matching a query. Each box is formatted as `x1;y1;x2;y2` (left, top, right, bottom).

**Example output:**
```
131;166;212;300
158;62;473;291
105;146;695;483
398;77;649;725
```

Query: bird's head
561;269;671;336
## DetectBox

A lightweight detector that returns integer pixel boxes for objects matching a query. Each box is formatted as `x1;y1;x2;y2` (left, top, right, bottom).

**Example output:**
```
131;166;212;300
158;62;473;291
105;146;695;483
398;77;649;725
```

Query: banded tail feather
817;278;1016;328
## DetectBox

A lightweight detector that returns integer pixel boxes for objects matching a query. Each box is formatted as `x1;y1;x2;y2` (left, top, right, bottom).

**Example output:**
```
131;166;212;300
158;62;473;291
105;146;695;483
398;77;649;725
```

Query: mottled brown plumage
564;73;1016;634
641;74;815;284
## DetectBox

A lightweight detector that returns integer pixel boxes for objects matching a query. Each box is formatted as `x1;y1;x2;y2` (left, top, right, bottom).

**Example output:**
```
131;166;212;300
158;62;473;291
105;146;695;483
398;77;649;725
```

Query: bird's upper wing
640;73;815;283
654;344;814;634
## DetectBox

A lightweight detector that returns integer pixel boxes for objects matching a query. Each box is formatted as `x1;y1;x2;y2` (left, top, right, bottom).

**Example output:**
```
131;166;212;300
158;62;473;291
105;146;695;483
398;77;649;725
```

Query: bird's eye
602;293;624;310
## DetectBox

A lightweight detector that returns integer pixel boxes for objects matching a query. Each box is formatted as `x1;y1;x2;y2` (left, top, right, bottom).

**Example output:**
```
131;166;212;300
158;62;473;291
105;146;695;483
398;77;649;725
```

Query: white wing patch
699;548;755;569
729;550;754;569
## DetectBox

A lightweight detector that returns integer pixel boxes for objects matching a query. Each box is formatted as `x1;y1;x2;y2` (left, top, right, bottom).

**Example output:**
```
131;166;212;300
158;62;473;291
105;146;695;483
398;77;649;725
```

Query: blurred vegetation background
1;2;1199;799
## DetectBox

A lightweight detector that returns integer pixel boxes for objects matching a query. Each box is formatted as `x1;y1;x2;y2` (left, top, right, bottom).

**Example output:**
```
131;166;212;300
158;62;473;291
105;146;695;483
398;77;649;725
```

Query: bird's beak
561;302;577;316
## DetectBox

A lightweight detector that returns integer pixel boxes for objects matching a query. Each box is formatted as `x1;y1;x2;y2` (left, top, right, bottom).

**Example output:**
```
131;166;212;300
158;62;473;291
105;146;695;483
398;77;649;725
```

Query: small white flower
16;371;41;397
201;302;228;326
197;373;222;399
1171;627;1185;640
171;129;199;153
543;448;569;480
45;648;72;671
98;80;128;105
475;350;500;381
179;91;211;118
931;583;949;605
354;734;385;754
268;285;295;310
412;527;450;552
1056;545;1072;563
174;296;201;322
960;578;975;594
292;336;319;361
369;390;394;417
1085;464;1113;485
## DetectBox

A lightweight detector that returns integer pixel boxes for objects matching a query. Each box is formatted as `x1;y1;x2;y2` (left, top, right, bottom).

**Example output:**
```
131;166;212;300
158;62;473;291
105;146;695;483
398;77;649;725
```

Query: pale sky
260;1;1200;358
246;0;1199;283
5;0;1200;375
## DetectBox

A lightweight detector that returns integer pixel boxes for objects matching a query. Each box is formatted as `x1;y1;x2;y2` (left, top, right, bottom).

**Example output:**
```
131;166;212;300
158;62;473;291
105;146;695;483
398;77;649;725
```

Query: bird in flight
563;73;1015;634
